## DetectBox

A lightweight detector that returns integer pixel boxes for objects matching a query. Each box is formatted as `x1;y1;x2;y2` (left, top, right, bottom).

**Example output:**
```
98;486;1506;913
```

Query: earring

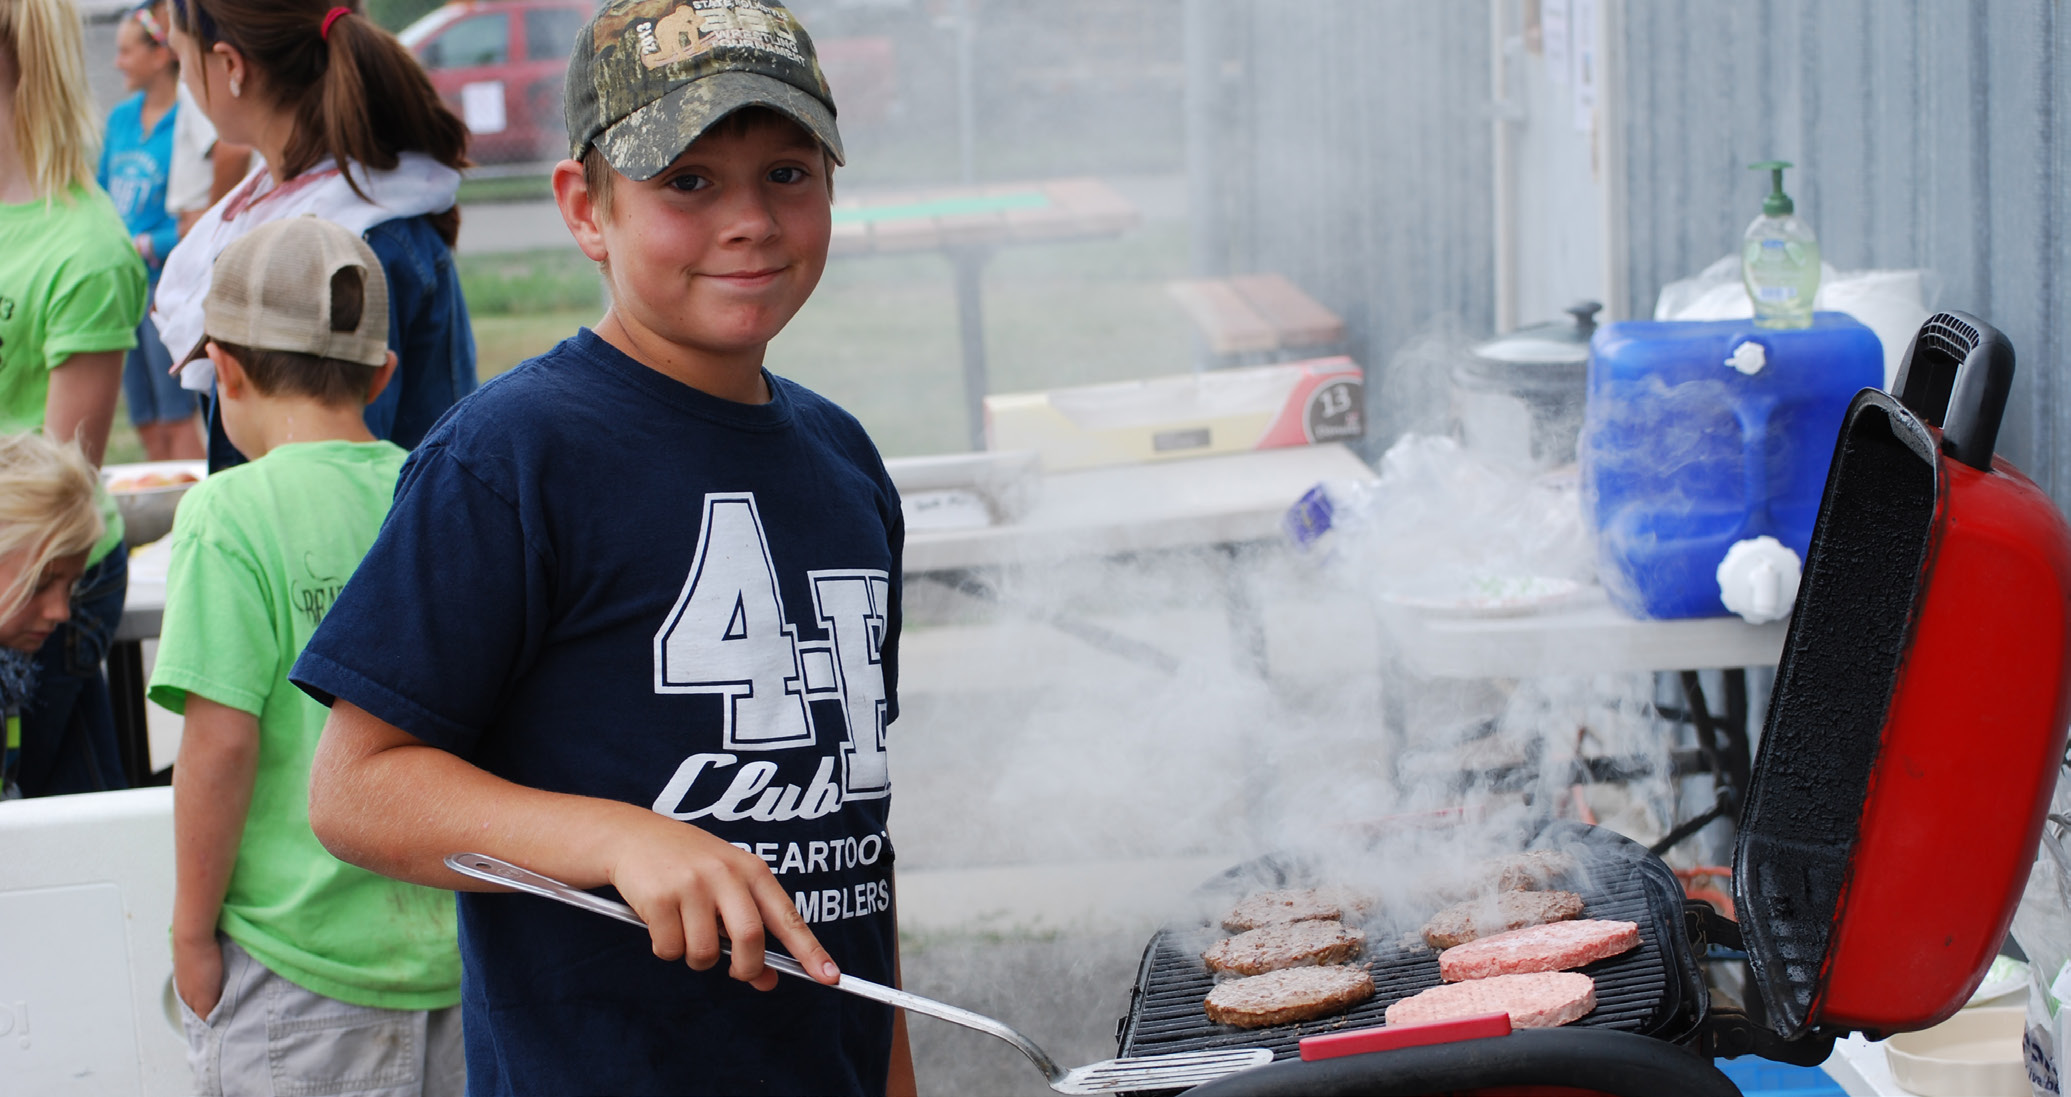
229;77;241;98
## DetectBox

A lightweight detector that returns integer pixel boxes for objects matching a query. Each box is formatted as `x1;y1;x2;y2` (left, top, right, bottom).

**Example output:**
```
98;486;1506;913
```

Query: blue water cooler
1582;313;1884;619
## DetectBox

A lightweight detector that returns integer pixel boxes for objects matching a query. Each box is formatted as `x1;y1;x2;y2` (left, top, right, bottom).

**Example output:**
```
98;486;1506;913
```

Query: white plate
102;460;206;494
1377;577;1586;618
1884;1006;2026;1097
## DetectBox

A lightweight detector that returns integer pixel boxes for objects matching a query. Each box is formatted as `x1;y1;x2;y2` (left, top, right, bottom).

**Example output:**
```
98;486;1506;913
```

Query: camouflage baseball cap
565;0;844;182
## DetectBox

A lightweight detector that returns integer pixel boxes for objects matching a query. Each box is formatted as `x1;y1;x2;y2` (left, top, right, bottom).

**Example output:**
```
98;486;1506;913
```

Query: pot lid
1472;302;1602;366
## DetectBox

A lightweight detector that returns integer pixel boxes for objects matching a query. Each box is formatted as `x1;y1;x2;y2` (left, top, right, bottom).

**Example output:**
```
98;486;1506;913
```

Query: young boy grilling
294;3;913;1094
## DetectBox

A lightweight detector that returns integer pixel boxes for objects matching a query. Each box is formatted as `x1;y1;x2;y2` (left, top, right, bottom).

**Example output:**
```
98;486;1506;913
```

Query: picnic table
828;177;1140;449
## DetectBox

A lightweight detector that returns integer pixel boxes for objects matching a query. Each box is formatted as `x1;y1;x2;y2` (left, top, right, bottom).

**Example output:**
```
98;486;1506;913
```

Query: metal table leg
1216;544;1270;679
948;245;993;452
924;569;1181;674
107;638;153;787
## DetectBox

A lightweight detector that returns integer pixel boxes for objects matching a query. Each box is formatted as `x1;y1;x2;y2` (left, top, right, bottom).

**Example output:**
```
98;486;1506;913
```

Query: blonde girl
0;0;149;796
0;433;107;798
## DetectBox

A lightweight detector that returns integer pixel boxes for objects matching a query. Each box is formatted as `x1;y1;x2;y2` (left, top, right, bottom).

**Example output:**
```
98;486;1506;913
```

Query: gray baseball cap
190;216;389;368
564;0;845;182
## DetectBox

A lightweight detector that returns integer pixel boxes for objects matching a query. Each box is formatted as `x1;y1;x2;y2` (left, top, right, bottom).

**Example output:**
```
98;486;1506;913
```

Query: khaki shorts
178;935;463;1097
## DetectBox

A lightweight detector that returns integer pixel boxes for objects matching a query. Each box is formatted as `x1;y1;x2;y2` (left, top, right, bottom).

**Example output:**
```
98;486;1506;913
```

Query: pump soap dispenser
1742;161;1820;329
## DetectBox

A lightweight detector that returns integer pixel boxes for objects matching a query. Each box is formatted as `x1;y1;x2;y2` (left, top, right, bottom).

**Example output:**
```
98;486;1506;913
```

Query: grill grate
1115;825;1706;1073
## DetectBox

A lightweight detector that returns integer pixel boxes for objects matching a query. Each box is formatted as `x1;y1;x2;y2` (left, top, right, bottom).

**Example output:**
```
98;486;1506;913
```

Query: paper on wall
1543;0;1569;86
462;81;507;135
1571;0;1597;133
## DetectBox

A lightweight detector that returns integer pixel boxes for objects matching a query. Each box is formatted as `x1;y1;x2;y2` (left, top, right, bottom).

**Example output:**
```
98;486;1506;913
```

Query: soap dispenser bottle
1741;161;1820;329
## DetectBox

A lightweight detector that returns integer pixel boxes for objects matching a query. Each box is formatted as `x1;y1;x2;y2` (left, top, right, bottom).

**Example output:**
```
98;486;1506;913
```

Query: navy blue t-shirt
292;329;903;1096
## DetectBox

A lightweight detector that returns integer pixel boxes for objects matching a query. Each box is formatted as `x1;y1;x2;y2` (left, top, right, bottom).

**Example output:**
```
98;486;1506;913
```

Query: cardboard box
984;357;1364;472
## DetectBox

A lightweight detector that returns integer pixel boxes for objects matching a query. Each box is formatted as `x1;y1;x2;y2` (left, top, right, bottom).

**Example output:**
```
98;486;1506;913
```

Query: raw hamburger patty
1221;886;1374;931
1438;919;1641;982
1204;965;1376;1028
1203;919;1366;975
1422;890;1584;949
1385;971;1597;1029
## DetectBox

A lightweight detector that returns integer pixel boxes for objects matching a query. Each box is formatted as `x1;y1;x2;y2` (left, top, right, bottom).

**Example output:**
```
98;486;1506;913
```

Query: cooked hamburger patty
1437;919;1641;982
1384;971;1596;1029
1203;919;1366;976
1204;965;1376;1028
1422;890;1584;949
1491;849;1579;891
1221;886;1375;932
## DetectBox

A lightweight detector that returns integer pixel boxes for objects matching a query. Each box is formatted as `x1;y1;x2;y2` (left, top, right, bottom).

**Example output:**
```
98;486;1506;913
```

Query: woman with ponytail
0;0;149;797
154;0;476;471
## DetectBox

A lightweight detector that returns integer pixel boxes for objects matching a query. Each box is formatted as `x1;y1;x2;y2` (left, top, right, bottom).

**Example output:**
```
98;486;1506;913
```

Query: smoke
893;499;1681;923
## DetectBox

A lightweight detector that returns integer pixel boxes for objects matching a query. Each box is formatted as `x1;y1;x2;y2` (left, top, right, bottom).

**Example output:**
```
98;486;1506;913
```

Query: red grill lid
1734;313;2071;1038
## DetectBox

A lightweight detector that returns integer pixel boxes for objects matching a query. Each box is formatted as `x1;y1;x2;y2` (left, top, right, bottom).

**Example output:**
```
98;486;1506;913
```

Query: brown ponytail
169;0;469;245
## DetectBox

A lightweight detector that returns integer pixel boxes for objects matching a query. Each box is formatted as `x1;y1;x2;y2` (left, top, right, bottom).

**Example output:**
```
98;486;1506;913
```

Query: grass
472;309;600;383
456;250;607;317
105;398;147;467
113;214;1196;464
458;222;1196;457
455;174;556;206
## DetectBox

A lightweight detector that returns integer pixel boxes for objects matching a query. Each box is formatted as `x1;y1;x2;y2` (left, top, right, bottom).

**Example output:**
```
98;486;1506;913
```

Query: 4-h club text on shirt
649;492;893;923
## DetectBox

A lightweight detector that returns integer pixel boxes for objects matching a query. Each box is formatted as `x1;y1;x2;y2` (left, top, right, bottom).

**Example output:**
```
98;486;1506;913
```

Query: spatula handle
441;853;1067;1081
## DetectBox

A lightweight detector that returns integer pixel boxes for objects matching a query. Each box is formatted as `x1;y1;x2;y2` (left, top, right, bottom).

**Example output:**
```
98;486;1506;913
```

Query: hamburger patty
1221;886;1374;932
1385;971;1597;1029
1437;919;1641;982
1203;919;1366;976
1204;965;1376;1028
1490;849;1579;892
1422;890;1584;949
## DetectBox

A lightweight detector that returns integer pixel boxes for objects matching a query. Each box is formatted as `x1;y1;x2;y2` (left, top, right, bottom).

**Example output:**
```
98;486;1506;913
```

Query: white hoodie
151;152;460;392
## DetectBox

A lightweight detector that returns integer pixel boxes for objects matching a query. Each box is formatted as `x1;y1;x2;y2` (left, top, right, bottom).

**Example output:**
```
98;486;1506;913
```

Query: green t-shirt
148;439;459;1010
0;183;145;561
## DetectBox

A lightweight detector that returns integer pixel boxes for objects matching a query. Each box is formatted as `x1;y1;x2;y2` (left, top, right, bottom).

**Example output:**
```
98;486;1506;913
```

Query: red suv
401;0;592;164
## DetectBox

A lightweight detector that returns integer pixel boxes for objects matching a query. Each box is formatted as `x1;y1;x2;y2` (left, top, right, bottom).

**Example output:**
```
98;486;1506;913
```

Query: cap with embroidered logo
564;0;844;182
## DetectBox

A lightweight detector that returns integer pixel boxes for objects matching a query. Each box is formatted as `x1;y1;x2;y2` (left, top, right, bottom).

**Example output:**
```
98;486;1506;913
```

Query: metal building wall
1187;0;1496;426
1618;0;2069;496
1201;0;2071;499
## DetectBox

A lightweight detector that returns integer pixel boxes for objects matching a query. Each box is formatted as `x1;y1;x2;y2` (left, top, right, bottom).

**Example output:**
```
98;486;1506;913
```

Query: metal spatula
446;853;1272;1095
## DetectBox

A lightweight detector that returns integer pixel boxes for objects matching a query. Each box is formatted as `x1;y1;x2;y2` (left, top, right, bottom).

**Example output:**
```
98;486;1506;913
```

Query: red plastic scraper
1299;1011;1513;1062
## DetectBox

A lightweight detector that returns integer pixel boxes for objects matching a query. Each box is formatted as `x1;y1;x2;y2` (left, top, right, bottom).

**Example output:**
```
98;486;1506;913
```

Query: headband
132;5;168;47
321;6;351;41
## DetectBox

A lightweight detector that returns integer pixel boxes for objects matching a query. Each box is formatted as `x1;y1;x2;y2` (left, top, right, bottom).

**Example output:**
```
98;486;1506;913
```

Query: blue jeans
123;315;198;426
16;546;128;796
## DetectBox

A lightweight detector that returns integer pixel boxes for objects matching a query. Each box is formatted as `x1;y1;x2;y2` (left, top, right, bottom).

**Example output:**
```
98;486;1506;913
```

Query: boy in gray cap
294;3;912;1094
153;215;462;1097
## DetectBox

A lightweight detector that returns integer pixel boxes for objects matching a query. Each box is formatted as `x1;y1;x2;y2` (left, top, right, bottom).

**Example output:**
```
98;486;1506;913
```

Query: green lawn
110;218;1196;464
463;222;1196;457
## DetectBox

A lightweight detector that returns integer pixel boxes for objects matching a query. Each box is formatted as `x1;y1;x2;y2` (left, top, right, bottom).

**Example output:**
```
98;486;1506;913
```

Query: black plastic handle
1891;310;2015;471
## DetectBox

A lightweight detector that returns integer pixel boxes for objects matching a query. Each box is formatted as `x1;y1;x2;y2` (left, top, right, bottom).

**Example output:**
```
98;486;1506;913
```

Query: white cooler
0;787;183;1095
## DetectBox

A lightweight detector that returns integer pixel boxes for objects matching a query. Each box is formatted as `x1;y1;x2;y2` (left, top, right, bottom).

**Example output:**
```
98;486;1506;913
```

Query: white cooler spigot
1716;535;1801;624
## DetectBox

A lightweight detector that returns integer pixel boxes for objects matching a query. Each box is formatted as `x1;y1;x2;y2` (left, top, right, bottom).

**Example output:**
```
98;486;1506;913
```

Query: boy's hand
608;817;840;992
172;932;224;1020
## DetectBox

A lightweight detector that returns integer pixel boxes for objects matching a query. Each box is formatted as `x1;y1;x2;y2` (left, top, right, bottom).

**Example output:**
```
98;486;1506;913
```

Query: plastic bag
1653;255;1934;389
1289;434;1594;610
2013;767;2071;1095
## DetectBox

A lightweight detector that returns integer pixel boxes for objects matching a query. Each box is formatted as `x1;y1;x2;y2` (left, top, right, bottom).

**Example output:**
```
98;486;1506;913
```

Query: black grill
1115;824;1708;1073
